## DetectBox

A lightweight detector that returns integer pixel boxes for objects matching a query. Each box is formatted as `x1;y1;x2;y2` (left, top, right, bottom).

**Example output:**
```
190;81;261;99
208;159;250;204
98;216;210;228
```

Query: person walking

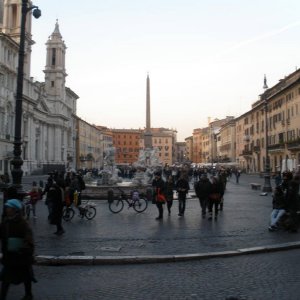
208;176;223;220
152;171;166;220
234;169;241;184
0;199;36;300
48;180;65;235
165;175;175;216
194;174;211;218
27;181;40;219
42;176;54;221
176;174;190;217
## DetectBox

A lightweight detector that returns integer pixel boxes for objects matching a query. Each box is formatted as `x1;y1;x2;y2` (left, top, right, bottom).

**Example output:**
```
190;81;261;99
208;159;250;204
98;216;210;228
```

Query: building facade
76;118;108;170
192;128;202;163
218;120;236;163
184;136;193;163
237;70;300;173
174;141;186;164
0;1;78;176
112;129;142;165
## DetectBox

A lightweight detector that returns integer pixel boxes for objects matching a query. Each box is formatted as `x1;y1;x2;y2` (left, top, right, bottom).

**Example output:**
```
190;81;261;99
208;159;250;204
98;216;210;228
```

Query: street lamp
262;74;272;192
10;1;41;198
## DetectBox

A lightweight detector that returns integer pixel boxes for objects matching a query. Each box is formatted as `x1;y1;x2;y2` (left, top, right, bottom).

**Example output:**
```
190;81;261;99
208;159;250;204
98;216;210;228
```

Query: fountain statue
132;148;162;186
98;146;122;185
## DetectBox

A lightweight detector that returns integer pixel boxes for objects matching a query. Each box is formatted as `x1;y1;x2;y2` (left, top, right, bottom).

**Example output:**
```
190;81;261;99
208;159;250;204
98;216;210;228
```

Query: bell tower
44;20;67;100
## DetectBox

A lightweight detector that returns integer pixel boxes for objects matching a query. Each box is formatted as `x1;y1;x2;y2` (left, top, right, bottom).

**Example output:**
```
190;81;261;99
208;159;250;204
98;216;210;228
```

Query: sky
30;0;300;141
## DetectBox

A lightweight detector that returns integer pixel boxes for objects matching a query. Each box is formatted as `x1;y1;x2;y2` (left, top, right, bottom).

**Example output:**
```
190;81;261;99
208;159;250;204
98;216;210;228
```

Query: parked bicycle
63;200;97;221
108;188;148;214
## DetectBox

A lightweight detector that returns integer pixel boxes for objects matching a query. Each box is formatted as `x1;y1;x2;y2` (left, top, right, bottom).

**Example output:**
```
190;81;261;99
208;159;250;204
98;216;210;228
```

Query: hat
154;171;162;176
5;199;23;210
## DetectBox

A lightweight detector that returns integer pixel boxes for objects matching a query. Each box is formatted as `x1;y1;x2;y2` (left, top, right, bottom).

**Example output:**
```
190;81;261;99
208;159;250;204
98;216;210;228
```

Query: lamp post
10;1;41;198
262;75;272;192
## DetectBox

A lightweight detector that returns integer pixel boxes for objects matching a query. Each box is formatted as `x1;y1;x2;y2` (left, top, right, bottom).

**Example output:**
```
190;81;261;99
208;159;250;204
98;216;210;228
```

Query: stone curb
34;240;300;266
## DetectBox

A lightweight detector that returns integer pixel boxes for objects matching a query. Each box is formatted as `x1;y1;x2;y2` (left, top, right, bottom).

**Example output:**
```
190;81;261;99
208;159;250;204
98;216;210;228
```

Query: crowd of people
151;166;229;221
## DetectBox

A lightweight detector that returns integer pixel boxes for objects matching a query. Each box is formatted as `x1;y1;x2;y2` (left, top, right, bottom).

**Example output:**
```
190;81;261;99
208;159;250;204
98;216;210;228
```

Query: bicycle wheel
63;207;75;221
109;199;124;213
85;206;96;220
133;198;148;213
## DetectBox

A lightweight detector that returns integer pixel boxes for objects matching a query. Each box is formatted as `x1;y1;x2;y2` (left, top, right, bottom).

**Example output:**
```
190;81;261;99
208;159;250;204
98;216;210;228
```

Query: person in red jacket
152;171;166;220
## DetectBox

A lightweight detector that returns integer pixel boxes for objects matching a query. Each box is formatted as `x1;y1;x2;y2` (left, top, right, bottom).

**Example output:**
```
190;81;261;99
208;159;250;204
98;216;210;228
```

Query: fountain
132;148;161;186
81;147;161;200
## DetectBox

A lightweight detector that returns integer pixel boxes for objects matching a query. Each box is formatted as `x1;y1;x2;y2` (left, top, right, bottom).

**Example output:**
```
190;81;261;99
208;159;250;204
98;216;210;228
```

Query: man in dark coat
48;181;65;235
195;174;212;218
176;173;190;217
208;176;224;220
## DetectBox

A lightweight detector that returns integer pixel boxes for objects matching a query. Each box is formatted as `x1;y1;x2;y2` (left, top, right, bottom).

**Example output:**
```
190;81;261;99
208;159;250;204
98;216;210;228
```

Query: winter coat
195;178;212;199
0;213;35;284
286;180;300;212
152;178;166;194
272;187;286;209
176;178;190;197
48;183;64;225
165;181;174;201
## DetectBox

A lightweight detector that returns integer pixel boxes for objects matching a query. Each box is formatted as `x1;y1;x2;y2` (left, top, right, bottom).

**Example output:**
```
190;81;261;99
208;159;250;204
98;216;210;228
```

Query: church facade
0;0;78;175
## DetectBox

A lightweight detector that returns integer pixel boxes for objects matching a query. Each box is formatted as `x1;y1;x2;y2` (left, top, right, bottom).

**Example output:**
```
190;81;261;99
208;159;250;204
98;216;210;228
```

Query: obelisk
144;73;153;149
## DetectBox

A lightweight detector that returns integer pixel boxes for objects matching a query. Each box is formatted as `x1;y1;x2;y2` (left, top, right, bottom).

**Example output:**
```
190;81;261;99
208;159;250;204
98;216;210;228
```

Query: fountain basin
81;184;152;200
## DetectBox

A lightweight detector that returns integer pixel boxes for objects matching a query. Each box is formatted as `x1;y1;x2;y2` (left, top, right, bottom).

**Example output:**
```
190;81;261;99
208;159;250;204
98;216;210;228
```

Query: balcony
242;150;252;156
268;143;285;152
253;146;260;153
287;138;300;150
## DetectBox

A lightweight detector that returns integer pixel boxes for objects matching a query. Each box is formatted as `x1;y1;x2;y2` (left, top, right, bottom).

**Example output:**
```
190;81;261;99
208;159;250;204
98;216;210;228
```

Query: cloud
217;20;300;57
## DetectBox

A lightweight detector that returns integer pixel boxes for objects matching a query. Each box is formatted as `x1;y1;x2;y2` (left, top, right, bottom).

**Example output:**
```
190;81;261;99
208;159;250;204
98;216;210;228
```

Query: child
269;186;286;231
27;181;40;219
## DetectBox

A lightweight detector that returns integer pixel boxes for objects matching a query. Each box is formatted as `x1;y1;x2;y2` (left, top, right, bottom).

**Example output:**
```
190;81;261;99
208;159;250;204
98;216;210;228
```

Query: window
0;73;4;85
278;133;284;143
51;48;56;66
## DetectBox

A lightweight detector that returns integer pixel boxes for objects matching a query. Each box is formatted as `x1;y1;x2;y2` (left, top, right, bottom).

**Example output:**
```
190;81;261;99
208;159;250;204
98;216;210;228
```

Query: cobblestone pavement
1;174;299;257
7;248;300;300
2;174;300;299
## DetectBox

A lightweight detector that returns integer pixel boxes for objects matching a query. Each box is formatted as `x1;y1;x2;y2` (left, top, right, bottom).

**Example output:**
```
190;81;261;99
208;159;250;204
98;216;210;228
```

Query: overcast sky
31;0;300;141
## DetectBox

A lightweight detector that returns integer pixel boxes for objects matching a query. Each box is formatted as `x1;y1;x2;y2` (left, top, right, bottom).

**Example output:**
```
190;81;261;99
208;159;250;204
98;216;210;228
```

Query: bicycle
23;195;34;219
108;188;148;214
63;200;97;221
